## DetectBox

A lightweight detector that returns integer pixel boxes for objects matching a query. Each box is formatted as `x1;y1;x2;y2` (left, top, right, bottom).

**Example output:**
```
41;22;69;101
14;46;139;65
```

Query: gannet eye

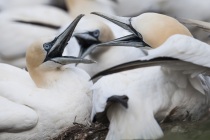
43;43;51;51
93;30;100;38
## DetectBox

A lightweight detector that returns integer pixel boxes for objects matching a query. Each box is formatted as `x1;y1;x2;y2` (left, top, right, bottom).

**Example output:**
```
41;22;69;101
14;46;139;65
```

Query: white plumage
89;13;210;139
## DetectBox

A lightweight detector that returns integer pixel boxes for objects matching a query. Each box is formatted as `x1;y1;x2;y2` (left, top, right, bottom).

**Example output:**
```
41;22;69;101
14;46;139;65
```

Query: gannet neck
26;37;47;87
132;13;192;48
26;39;47;69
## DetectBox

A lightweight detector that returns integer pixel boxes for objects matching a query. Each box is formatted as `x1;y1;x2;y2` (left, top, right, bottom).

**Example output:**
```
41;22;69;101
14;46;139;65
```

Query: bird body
89;13;210;139
140;34;210;68
92;65;207;139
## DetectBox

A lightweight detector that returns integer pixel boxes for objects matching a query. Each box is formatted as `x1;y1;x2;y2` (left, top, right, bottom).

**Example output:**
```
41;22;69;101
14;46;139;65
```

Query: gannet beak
91;12;142;38
74;32;101;58
94;34;149;48
91;57;179;80
75;34;149;61
44;14;95;65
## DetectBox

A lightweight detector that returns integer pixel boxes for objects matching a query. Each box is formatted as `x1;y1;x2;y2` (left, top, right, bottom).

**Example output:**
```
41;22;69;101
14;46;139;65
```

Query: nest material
51;122;108;140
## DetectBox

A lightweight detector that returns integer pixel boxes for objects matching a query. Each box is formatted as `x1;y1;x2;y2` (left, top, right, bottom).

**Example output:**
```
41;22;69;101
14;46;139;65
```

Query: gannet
0;15;94;140
86;13;209;139
0;5;71;68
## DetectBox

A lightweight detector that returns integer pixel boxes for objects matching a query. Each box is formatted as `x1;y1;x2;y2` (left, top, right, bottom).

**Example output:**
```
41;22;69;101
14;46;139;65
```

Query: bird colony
0;0;210;140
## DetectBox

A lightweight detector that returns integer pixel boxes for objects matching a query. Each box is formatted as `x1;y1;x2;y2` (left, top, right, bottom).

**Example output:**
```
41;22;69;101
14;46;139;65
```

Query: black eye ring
93;30;100;38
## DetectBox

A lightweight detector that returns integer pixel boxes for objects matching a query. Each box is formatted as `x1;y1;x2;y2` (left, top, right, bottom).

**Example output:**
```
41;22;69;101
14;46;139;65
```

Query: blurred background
0;1;210;139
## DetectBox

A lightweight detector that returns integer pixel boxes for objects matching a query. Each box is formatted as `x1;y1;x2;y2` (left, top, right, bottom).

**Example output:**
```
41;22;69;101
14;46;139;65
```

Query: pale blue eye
93;30;100;38
43;43;51;50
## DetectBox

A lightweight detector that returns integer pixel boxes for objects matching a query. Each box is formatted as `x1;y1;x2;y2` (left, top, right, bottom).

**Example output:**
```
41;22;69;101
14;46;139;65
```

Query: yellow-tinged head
76;15;115;42
132;13;192;48
74;15;115;59
26;37;50;70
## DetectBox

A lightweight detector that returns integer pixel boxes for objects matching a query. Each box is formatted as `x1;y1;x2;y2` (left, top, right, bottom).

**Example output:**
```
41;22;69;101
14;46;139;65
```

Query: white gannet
0;15;94;140
0;5;71;68
87;13;209;139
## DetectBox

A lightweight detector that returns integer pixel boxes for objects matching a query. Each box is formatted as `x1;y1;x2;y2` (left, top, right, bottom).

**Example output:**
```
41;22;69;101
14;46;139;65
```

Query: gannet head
73;15;115;59
26;15;95;87
91;12;192;48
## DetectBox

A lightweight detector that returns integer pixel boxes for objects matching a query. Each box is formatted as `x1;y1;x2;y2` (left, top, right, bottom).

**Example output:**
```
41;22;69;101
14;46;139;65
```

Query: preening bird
0;15;94;140
88;13;210;140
